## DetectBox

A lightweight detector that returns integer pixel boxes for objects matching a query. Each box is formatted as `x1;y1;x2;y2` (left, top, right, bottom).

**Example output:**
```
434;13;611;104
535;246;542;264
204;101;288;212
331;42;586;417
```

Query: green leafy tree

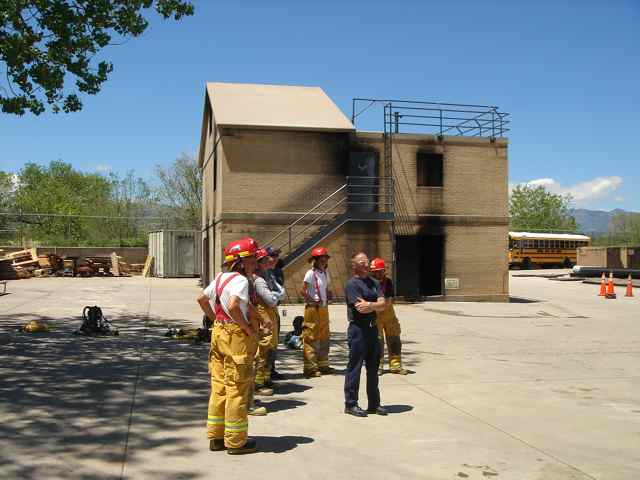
609;212;640;246
0;171;16;238
154;153;201;230
103;170;155;246
509;184;577;232
1;0;194;115
13;160;113;244
4;160;198;246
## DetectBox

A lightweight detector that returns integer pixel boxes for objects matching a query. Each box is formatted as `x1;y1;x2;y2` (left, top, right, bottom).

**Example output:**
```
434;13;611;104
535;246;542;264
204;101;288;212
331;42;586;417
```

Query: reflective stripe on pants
376;304;403;370
207;321;258;448
303;305;330;373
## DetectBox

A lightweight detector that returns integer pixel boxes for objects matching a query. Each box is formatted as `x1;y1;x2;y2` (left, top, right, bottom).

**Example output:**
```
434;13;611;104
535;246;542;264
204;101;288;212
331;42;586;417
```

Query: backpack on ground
76;306;119;336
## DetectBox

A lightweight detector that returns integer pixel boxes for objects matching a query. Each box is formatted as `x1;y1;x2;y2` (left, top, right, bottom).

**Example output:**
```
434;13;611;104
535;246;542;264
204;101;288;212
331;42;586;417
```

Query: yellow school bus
509;231;591;269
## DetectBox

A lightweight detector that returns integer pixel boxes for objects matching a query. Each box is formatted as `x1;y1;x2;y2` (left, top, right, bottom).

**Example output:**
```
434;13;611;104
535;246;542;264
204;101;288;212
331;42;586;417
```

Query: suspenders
214;273;240;322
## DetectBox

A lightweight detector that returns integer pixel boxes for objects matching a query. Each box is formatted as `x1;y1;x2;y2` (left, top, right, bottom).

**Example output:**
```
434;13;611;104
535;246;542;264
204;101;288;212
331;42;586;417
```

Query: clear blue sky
1;0;638;211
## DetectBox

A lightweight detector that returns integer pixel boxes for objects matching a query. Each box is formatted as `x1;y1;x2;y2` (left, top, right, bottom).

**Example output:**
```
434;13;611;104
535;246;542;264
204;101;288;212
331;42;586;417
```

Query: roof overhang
206;82;355;132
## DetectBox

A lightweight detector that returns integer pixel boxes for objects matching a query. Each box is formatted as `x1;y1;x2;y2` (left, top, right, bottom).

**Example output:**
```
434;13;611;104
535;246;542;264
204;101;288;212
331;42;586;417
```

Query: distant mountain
571;208;630;236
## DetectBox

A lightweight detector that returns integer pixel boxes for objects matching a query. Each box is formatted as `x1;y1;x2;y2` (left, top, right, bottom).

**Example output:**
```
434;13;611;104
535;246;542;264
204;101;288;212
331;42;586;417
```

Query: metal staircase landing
265;176;394;268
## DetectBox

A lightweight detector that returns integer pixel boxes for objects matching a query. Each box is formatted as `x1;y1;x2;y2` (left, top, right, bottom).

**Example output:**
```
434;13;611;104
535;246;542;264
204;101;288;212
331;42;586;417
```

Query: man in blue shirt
343;252;388;417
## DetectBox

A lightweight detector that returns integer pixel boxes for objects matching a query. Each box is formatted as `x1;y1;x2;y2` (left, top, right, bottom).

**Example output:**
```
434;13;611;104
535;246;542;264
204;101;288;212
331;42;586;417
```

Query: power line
0;211;182;220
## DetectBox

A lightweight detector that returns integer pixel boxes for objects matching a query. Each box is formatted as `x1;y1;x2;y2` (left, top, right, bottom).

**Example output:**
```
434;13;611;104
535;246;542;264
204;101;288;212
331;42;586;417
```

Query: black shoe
209;438;226;451
366;406;388;416
227;439;257;455
344;405;368;417
270;370;285;380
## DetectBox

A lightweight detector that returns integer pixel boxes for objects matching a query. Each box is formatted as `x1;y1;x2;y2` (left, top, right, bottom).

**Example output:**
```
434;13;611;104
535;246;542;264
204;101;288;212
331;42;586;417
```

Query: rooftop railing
352;98;510;138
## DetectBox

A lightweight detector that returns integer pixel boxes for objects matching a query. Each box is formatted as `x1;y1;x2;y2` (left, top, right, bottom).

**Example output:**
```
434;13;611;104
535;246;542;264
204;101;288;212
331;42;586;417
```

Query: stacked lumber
110;252;130;277
8;248;39;267
81;254;131;277
0;249;135;280
34;253;63;277
37;254;62;269
0;248;40;279
129;263;145;275
83;256;111;276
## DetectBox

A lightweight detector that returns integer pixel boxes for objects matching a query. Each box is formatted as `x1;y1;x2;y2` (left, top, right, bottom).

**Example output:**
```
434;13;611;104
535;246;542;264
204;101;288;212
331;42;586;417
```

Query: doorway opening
395;234;444;298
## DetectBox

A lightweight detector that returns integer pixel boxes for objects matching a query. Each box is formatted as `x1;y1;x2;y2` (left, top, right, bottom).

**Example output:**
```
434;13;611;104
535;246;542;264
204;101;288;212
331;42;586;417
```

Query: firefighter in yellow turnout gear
370;258;408;375
197;237;261;455
300;247;334;378
253;249;285;397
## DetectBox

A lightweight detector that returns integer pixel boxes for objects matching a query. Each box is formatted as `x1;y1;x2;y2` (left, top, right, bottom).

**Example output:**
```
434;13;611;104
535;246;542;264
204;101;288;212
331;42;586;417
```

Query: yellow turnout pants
207;321;258;448
303;305;330;373
254;303;280;386
376;304;403;371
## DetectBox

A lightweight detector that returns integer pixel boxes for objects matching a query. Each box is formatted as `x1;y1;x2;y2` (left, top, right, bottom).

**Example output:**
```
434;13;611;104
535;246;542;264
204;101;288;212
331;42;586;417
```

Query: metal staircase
265;176;394;268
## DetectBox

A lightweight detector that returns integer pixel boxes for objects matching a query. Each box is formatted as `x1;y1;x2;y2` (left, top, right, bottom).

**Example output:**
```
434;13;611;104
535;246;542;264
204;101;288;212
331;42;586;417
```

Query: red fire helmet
309;247;330;262
255;248;270;261
223;237;259;265
370;258;386;271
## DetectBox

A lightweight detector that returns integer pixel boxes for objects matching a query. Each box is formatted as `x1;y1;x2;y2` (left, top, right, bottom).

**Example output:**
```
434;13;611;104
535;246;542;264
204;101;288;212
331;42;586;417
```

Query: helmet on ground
309;247;330;262
370;258;386;271
256;248;270;261
224;237;259;265
23;320;50;333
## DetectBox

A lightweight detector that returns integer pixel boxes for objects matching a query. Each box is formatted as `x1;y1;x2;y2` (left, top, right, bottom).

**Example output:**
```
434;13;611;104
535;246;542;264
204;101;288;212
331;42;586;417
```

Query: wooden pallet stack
5;248;39;278
110;252;131;277
83;256;111;276
81;253;131;277
0;249;135;279
34;253;64;276
129;263;145;275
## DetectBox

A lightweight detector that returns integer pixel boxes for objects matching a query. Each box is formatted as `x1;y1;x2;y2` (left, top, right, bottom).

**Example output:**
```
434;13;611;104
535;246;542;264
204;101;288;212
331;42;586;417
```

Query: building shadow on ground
274;327;424;378
384;404;414;414
274;382;312;395
261;398;306;413
0;311;314;479
251;435;314;454
509;296;541;303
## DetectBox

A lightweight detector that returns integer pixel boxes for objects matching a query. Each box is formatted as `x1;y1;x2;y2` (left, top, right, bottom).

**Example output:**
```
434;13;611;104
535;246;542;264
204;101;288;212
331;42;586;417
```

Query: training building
198;82;510;302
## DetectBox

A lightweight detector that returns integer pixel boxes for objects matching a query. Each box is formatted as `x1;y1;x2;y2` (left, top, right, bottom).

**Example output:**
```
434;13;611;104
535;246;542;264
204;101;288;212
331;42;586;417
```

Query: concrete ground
0;273;638;480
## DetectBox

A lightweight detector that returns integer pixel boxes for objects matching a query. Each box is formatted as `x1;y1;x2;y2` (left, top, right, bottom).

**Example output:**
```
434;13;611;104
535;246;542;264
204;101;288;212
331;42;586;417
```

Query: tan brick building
198;83;510;302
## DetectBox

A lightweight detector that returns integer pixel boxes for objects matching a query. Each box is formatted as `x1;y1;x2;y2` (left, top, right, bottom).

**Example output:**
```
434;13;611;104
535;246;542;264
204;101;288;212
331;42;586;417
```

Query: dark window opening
417;153;443;187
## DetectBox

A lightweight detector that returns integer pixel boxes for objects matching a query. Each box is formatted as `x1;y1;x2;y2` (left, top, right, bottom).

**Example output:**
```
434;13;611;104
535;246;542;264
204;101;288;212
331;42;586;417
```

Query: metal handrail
264;183;348;249
355;98;510;138
278;196;348;254
265;176;395;255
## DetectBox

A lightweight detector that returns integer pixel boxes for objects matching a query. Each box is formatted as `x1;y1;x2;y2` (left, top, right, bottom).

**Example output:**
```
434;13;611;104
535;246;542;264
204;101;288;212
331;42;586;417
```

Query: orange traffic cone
606;271;616;299
625;275;634;297
598;272;606;296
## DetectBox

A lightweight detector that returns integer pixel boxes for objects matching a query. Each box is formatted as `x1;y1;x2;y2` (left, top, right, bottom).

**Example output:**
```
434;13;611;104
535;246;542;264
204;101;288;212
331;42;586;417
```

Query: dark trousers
344;320;381;409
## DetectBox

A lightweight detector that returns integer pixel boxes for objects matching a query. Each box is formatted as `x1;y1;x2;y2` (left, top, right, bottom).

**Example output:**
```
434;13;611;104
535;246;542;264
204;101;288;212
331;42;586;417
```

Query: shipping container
148;230;201;278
